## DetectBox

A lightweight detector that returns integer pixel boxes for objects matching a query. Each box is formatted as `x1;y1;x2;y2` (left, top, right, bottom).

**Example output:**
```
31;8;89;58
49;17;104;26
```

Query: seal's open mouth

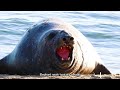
56;45;73;61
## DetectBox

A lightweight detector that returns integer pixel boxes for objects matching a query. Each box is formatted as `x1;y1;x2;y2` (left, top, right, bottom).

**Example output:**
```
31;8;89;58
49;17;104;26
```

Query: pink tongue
57;47;70;60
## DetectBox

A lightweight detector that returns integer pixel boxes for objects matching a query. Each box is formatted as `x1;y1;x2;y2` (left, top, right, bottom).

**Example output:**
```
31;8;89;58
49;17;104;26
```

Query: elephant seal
0;18;111;75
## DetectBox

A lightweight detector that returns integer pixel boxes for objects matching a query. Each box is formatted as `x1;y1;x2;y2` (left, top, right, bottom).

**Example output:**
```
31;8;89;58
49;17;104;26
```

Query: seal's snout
62;36;74;44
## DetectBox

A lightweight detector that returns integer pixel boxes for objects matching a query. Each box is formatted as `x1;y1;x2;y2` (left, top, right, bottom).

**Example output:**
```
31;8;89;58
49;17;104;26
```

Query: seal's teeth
62;58;64;60
67;46;68;47
61;47;62;49
68;57;70;60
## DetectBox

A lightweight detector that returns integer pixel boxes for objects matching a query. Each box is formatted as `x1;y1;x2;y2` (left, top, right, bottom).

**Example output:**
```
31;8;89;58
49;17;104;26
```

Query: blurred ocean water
0;11;120;74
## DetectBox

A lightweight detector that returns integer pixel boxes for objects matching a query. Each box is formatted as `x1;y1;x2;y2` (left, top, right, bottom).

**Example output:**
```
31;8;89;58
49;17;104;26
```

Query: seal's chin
56;44;73;62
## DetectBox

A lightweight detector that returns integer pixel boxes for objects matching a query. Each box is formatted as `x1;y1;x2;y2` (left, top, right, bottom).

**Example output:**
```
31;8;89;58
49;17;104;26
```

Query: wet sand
0;74;120;79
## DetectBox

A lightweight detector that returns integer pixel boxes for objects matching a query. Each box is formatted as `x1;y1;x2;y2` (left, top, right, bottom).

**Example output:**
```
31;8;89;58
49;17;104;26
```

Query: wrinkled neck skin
36;30;83;74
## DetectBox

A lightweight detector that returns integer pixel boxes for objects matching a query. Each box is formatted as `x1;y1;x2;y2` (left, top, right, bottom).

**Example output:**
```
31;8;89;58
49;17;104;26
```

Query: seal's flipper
92;63;111;74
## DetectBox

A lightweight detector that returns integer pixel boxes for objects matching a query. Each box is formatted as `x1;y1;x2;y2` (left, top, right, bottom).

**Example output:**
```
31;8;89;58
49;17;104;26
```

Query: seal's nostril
63;38;66;41
62;36;74;41
70;37;74;41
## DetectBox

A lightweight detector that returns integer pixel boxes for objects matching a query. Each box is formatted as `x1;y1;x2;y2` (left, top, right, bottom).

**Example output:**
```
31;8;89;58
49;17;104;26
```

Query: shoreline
0;74;120;79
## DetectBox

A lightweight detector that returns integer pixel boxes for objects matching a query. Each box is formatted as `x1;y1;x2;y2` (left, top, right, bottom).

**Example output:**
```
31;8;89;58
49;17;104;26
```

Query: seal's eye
47;32;57;40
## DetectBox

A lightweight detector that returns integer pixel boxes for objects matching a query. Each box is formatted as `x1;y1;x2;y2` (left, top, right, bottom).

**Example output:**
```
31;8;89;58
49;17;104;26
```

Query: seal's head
39;30;75;73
